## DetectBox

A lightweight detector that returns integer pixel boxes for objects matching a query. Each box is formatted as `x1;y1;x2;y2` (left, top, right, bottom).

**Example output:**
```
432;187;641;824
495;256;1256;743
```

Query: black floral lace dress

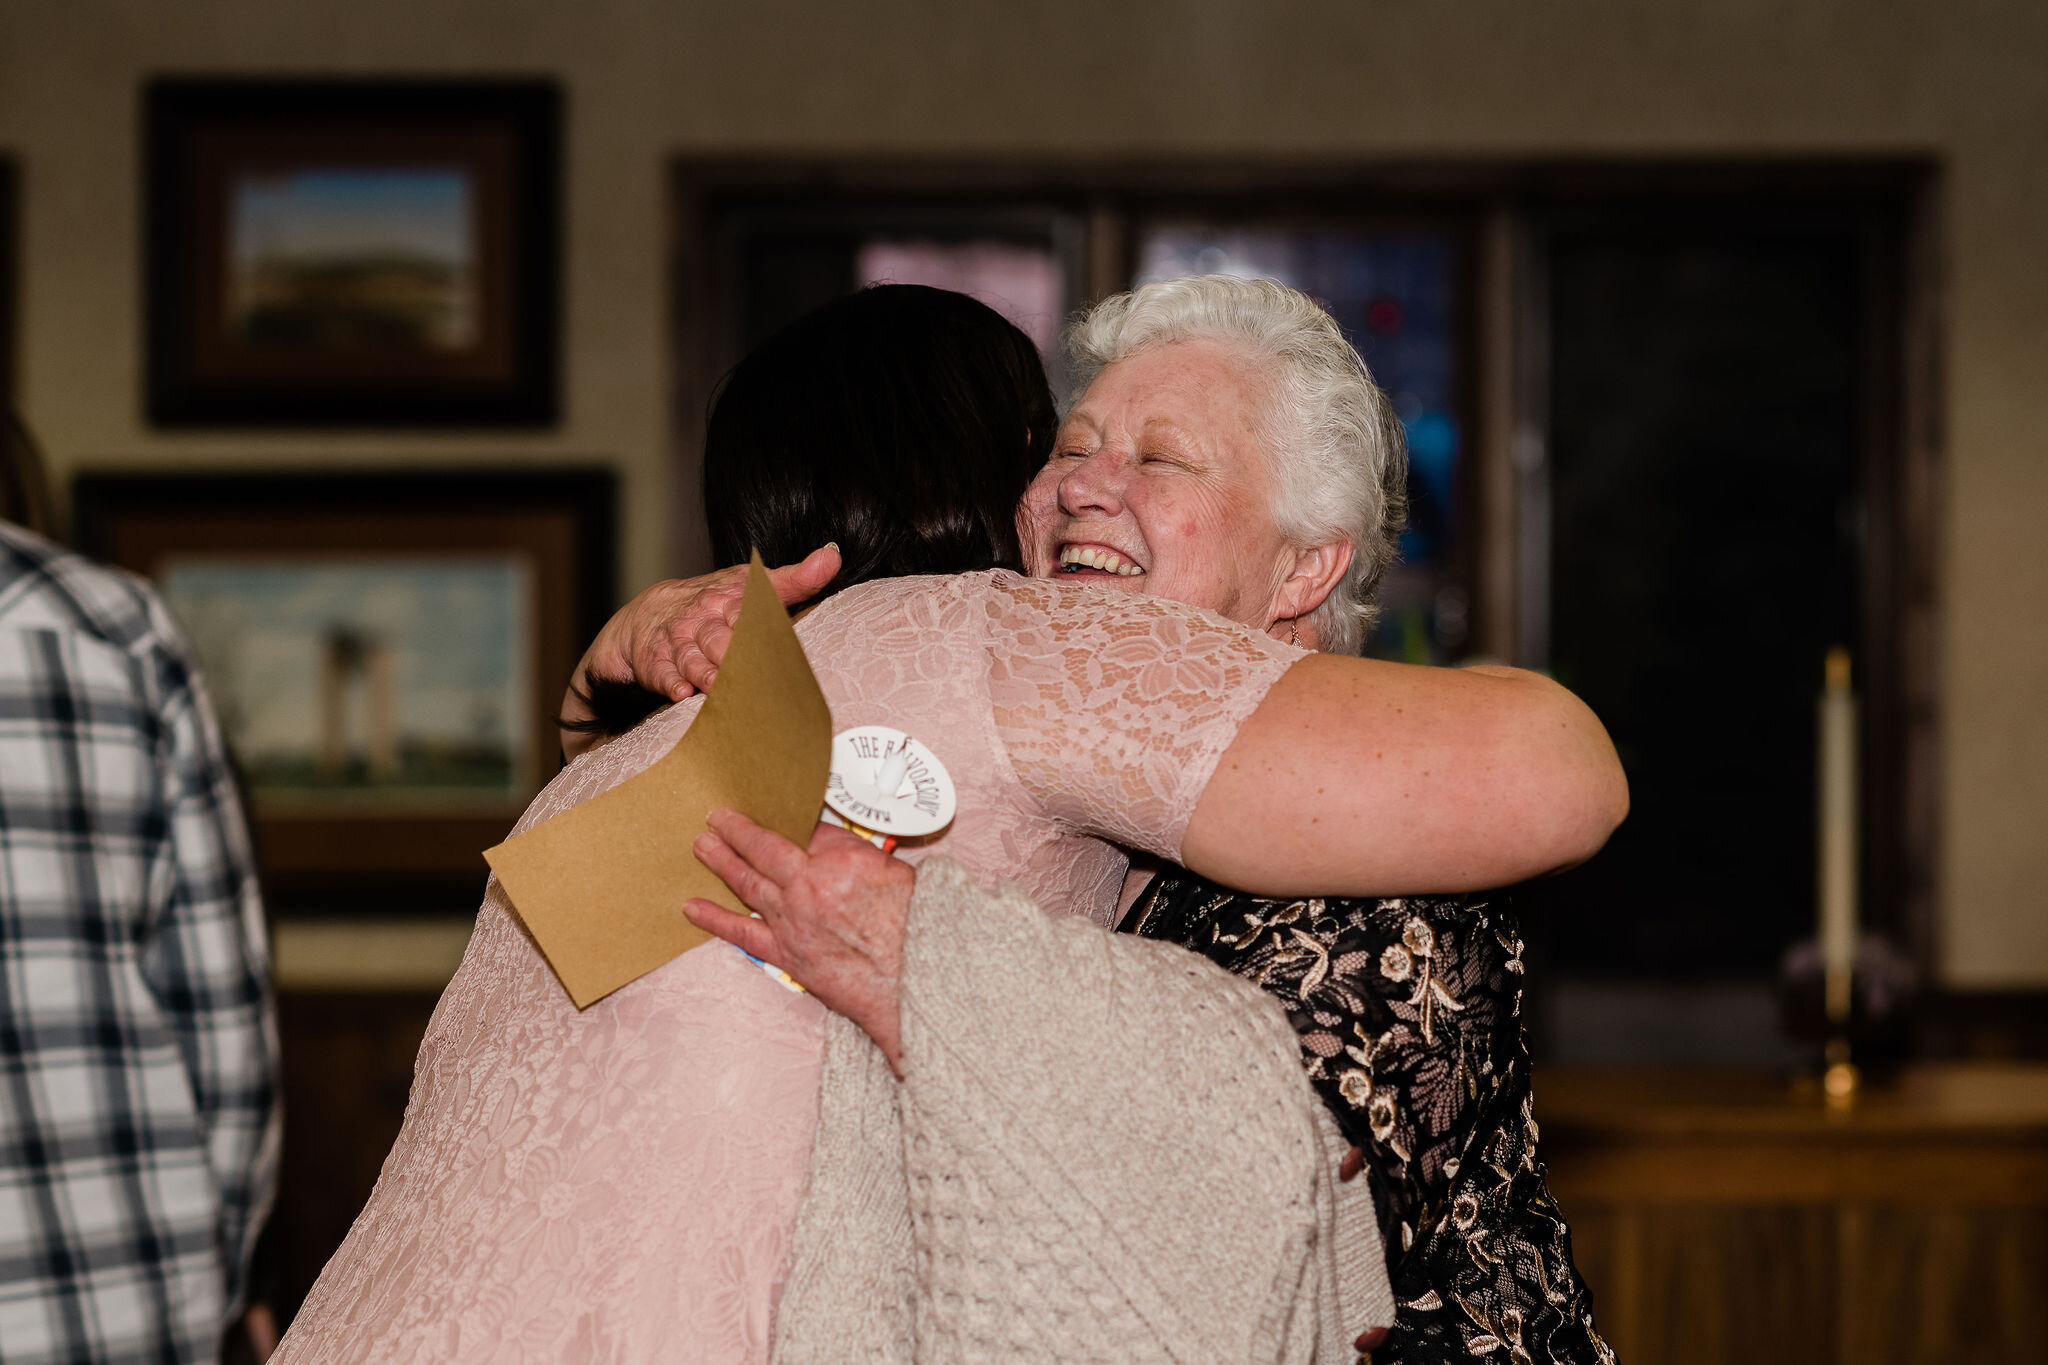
1122;870;1614;1364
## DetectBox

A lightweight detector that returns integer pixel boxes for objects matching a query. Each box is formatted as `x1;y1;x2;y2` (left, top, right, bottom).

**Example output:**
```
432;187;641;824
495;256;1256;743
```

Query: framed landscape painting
145;80;560;427
74;471;613;903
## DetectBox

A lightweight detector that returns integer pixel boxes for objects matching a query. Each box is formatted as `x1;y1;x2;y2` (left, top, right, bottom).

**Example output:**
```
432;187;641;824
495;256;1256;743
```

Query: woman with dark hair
568;283;1053;740
276;283;1622;1365
706;283;1053;582
278;285;1067;1363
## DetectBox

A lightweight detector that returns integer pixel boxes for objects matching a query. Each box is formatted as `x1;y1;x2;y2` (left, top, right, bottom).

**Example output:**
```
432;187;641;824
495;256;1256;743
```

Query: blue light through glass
1135;229;1463;661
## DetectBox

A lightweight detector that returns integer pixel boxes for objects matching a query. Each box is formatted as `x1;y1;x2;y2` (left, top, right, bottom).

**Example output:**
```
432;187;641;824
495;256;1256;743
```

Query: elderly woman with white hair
1041;272;1408;655
586;276;1618;1362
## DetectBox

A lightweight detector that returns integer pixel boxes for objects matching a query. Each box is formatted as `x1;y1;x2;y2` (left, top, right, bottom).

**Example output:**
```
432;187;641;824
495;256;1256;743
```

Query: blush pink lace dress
272;571;1302;1365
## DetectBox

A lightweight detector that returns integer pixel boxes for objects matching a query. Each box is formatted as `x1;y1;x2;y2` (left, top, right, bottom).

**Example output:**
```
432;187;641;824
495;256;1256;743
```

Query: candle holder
1822;1035;1861;1106
1779;933;1917;1092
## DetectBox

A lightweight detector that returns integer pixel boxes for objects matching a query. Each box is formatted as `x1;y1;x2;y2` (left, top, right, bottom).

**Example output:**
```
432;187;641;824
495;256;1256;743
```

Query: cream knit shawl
772;857;1394;1365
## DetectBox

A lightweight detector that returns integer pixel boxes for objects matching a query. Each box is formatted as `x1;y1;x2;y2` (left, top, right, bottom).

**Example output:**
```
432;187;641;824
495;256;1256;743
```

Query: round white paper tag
824;726;957;838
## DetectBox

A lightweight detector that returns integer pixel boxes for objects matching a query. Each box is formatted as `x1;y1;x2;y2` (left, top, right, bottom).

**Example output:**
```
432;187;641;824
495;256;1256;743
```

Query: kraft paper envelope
485;553;833;1008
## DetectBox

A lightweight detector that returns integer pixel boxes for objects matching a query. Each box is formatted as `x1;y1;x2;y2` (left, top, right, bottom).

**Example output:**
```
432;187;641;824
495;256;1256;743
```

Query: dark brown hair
704;283;1054;588
568;284;1055;740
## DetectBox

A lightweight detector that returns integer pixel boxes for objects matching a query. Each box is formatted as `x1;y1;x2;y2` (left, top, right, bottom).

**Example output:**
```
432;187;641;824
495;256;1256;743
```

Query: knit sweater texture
772;856;1394;1364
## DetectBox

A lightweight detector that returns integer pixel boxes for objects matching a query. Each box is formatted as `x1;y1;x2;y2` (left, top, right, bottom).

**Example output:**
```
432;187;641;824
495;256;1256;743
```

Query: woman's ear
1272;541;1354;630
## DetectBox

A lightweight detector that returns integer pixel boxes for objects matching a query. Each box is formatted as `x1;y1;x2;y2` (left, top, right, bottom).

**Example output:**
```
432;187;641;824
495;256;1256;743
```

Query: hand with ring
685;808;916;1072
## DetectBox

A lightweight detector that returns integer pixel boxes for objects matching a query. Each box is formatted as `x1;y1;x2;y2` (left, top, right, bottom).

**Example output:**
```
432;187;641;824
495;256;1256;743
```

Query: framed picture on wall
145;80;561;427
74;470;613;903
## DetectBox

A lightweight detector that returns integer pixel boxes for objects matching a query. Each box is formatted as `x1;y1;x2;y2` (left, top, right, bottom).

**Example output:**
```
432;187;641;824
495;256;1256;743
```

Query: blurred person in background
0;409;280;1364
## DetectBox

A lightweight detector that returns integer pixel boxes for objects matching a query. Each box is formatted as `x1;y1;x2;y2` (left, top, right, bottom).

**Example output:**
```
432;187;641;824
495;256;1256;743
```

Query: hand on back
558;544;840;759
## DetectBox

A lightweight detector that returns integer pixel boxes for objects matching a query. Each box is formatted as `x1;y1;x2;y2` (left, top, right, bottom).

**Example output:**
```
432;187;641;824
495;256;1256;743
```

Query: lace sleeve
982;574;1306;860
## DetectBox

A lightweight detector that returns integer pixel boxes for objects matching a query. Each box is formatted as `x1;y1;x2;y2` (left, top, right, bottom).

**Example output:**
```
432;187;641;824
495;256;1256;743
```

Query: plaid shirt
0;522;278;1364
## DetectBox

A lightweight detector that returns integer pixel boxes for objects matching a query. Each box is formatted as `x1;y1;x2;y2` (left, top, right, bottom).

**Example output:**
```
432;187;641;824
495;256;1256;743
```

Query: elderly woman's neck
1268;616;1324;652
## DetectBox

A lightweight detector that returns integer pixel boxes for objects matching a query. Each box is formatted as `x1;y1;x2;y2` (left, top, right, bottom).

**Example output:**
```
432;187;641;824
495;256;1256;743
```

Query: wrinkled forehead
1063;338;1277;470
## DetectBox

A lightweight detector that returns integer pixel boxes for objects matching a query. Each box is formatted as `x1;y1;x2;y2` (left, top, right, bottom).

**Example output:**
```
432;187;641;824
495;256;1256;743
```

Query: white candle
1817;648;1859;1025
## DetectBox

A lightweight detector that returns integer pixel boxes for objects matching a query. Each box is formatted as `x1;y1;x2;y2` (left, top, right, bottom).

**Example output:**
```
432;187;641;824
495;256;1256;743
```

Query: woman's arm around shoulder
1183;654;1628;897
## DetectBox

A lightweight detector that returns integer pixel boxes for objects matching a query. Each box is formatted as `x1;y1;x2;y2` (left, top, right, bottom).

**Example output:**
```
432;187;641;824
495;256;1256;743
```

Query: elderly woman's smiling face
1019;339;1307;631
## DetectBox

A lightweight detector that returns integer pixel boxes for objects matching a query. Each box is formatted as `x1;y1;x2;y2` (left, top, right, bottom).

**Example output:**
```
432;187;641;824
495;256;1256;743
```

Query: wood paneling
268;992;439;1323
1542;1065;2048;1365
1840;1207;2048;1365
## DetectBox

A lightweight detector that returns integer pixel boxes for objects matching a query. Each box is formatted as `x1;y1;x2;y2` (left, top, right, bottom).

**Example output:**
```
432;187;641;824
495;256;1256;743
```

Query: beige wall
2;0;2042;985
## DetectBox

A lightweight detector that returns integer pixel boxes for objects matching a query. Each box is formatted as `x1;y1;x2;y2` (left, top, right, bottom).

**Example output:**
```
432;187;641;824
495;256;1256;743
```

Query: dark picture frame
146;80;560;427
1;153;17;411
74;470;613;904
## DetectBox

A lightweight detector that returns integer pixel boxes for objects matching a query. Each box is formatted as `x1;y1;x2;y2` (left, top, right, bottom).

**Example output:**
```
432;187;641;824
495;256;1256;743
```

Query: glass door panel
1133;227;1469;662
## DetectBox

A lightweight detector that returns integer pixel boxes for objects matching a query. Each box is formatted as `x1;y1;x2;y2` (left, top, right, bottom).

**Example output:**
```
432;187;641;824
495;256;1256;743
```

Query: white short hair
1062;275;1409;654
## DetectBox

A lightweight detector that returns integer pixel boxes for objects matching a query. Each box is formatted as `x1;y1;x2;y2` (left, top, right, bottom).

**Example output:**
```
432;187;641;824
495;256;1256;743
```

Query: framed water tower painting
73;470;613;906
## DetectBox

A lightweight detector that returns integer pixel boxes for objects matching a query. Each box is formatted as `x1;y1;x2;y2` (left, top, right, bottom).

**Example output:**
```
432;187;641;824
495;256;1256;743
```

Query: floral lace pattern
985;573;1306;870
1125;873;1614;1364
275;571;1302;1363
